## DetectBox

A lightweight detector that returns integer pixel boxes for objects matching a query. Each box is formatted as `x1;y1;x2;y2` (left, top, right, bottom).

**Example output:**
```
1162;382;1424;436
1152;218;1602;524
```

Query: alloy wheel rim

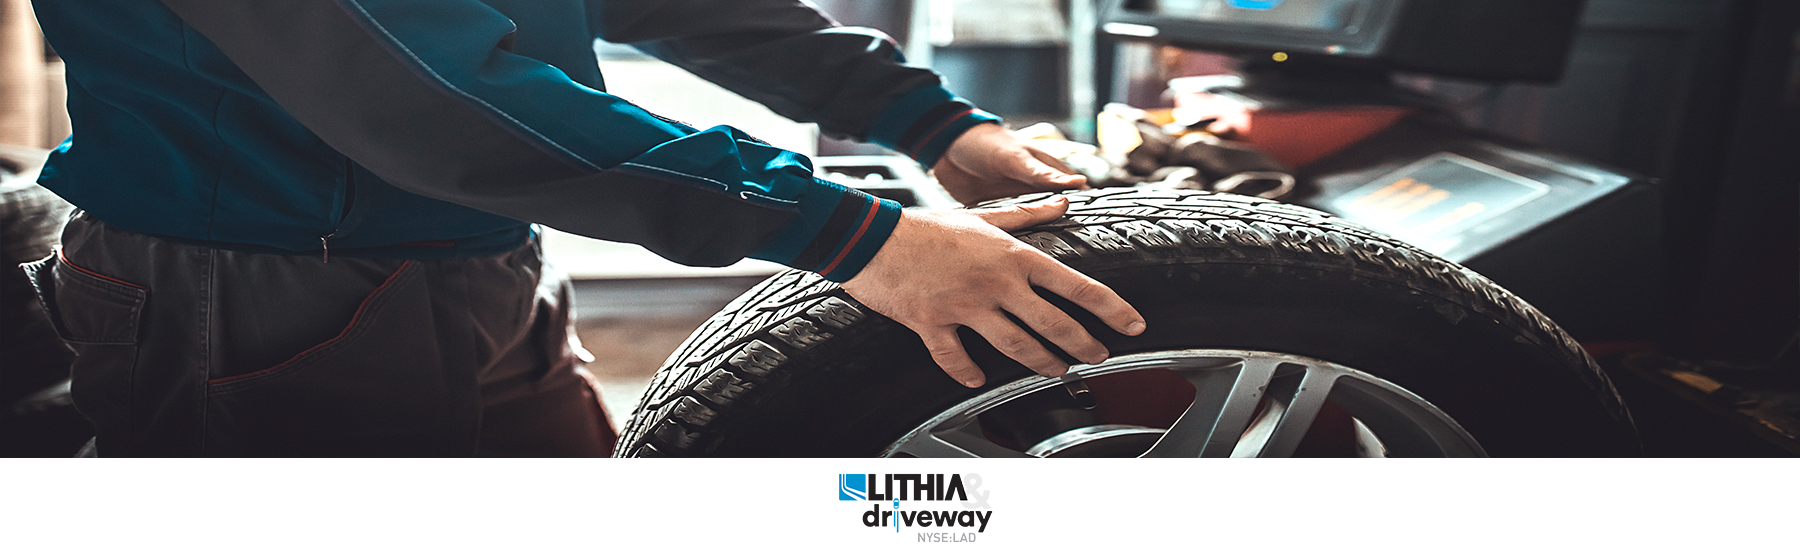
882;349;1487;458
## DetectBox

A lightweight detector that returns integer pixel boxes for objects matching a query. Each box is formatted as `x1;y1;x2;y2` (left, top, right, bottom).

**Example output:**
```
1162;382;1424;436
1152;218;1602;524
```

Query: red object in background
1174;91;1414;169
1580;341;1658;360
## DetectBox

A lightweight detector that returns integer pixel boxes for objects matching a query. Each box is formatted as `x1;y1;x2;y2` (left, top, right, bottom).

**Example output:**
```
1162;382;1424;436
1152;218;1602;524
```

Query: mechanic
25;0;1146;457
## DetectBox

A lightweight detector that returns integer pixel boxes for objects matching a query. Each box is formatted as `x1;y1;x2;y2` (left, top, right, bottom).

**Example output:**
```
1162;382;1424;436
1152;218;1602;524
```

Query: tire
615;188;1638;458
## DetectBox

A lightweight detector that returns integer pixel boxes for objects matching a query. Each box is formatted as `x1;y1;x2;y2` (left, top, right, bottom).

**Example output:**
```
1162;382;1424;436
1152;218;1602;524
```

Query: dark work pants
23;212;616;457
1;180;75;408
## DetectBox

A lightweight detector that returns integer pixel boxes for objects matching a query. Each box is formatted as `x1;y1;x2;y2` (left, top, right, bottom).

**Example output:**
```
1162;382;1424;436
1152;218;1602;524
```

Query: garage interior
568;0;1792;455
2;0;1796;458
594;0;1800;455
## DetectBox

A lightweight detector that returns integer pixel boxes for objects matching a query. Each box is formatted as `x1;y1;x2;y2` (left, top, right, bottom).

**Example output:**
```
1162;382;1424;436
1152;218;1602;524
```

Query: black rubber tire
614;188;1639;458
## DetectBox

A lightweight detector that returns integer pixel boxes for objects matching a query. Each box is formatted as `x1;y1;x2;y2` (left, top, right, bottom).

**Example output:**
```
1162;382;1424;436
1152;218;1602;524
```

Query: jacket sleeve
592;0;1003;169
153;0;899;281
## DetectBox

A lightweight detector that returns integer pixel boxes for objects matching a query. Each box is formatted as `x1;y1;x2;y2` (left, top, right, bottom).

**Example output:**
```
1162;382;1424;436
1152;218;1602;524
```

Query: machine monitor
1101;0;1586;82
1128;0;1388;33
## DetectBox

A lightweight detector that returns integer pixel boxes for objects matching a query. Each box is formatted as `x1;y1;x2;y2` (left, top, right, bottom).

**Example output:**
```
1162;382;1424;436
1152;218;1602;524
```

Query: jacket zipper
322;158;357;263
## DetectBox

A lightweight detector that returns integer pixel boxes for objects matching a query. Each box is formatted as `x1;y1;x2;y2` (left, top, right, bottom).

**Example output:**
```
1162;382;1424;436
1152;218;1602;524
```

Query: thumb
1024;146;1089;189
970;196;1070;231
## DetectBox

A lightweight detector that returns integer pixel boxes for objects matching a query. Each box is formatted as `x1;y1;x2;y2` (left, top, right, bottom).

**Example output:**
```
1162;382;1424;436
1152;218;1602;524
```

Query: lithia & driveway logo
839;473;992;542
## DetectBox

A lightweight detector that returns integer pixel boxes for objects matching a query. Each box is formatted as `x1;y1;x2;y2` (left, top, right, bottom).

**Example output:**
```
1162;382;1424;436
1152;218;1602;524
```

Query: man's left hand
933;123;1088;206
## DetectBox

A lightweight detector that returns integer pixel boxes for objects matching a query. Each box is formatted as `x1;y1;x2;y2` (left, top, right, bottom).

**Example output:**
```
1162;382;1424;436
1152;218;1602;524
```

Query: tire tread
615;189;1631;457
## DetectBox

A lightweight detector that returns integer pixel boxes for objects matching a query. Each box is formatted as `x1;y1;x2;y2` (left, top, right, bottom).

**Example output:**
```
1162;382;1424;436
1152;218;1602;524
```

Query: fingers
970;196;1069;231
938;123;1086;203
965;314;1071;378
842;207;1146;391
1004;296;1110;366
1022;144;1089;189
920;294;1130;385
918;328;986;388
1032;261;1147;337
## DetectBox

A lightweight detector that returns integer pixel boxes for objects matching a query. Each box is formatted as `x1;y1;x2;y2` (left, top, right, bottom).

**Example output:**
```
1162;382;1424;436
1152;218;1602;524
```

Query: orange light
1272;52;1289;62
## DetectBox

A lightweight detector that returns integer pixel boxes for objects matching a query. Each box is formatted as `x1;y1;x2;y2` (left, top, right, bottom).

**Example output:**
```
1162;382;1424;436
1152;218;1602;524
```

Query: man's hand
934;123;1089;206
841;196;1146;387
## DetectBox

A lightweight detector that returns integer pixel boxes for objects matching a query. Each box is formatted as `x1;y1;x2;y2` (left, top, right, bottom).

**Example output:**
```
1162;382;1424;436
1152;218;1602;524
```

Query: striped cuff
865;86;1003;169
749;177;903;283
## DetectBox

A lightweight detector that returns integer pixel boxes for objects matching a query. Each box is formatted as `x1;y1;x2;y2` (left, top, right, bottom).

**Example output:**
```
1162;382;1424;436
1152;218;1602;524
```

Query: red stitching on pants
57;249;145;289
206;260;414;385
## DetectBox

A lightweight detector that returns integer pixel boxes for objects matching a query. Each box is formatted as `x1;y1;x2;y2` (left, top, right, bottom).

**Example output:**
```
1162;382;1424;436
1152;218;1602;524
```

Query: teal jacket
33;0;998;281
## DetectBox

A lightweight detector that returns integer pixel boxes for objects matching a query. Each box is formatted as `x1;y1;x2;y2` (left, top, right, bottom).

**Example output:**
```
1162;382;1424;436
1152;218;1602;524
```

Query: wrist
864;86;1003;169
747;178;902;283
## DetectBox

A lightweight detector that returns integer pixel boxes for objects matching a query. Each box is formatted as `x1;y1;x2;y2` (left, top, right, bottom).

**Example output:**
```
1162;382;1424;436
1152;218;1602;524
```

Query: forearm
156;0;897;277
596;0;1002;168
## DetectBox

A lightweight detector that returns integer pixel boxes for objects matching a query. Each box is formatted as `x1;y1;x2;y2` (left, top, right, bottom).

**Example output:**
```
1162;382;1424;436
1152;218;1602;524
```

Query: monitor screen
1105;0;1402;59
1138;0;1374;33
1103;0;1585;82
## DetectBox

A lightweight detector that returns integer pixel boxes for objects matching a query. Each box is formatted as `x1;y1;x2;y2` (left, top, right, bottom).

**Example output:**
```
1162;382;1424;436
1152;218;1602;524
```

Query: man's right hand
840;196;1146;387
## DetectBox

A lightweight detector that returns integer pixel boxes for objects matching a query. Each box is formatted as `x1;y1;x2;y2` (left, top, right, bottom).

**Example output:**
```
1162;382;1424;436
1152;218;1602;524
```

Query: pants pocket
201;261;481;457
25;250;148;436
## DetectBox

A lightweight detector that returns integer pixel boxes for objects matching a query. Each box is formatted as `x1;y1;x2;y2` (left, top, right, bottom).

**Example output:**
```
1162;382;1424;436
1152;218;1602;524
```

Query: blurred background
2;0;1795;456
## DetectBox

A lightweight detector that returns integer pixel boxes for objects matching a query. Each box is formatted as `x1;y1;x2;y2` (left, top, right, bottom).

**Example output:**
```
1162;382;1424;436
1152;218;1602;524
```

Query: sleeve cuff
864;86;1004;169
748;177;903;283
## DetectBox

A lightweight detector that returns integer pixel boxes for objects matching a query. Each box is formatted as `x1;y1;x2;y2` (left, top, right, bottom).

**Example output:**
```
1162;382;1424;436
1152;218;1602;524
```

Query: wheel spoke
1331;377;1484;457
1229;403;1283;458
1251;368;1341;458
893;420;1031;458
1141;357;1281;458
891;349;1485;460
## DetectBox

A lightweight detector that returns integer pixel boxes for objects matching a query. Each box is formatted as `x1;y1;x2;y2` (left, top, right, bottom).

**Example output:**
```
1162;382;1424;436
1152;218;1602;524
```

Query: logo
838;473;867;501
840;473;993;542
1227;0;1284;10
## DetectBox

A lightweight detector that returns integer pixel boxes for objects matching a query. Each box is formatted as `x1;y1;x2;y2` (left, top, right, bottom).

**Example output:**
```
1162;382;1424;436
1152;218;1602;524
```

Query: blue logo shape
839;474;867;501
1227;0;1283;10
